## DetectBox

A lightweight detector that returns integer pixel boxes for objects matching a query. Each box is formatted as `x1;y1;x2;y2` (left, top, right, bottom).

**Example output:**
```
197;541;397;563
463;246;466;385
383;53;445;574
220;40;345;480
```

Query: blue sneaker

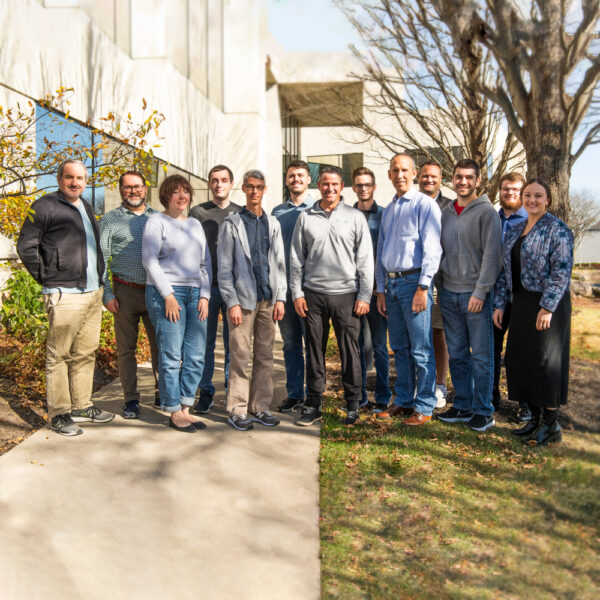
122;400;140;419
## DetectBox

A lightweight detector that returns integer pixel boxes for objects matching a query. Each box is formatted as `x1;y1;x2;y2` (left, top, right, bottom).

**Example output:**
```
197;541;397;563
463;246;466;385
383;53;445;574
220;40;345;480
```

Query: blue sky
268;0;600;196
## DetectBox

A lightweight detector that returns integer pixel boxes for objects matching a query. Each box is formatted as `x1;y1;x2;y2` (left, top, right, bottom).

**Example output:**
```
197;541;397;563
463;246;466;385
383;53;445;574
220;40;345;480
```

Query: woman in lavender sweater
493;179;574;446
142;175;212;433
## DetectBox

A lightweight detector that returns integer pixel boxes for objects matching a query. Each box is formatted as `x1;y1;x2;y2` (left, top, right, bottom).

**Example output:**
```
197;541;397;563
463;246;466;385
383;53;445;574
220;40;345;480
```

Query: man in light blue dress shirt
375;154;442;426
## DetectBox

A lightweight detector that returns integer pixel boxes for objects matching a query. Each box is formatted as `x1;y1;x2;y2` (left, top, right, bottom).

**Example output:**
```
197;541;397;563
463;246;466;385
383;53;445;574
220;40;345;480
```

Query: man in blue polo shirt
271;160;316;413
492;172;529;419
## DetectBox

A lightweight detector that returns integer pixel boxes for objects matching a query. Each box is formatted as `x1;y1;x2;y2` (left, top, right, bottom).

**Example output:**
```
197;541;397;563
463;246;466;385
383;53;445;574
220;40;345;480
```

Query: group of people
16;154;573;446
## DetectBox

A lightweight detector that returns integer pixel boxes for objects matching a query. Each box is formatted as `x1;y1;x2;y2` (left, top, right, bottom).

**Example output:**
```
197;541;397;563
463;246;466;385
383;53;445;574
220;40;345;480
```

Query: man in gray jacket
290;166;373;427
217;170;287;431
437;159;502;432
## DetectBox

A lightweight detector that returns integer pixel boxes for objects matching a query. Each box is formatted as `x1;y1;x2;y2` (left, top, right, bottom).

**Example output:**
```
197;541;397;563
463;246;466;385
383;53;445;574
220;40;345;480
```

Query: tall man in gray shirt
290;166;373;427
189;165;242;413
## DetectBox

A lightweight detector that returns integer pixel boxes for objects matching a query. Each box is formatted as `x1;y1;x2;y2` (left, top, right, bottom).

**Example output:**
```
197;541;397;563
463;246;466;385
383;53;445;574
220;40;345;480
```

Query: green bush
0;267;48;343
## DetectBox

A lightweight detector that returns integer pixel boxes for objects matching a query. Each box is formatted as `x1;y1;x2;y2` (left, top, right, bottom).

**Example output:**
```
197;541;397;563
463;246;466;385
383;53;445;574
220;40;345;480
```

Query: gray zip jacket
217;211;287;310
438;194;502;300
290;199;374;303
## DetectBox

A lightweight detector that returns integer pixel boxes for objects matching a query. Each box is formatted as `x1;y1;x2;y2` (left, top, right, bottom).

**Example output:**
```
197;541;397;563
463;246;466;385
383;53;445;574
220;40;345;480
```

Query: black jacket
17;191;104;288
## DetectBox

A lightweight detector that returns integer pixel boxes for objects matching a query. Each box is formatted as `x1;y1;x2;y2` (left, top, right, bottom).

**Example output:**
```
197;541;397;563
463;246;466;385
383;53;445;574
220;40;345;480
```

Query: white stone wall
0;0;268;194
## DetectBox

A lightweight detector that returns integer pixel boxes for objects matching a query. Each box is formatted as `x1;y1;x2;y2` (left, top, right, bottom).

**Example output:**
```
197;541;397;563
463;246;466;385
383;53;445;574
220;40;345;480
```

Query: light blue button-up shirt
375;186;442;292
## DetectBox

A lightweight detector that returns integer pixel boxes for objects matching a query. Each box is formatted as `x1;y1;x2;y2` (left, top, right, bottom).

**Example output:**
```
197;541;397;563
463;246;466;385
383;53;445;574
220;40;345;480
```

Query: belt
113;276;145;290
387;268;421;279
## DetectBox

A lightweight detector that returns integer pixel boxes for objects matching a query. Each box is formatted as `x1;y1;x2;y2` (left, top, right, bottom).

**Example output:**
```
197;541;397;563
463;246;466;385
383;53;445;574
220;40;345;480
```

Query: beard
122;196;145;209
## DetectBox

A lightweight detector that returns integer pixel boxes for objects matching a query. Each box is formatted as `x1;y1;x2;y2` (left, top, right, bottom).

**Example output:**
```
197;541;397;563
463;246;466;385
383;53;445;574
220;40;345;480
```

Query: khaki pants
43;289;103;418
226;301;275;416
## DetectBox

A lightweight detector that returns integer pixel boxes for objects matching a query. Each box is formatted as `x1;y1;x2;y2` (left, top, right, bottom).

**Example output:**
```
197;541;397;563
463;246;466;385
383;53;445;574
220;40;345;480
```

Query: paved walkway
0;337;321;600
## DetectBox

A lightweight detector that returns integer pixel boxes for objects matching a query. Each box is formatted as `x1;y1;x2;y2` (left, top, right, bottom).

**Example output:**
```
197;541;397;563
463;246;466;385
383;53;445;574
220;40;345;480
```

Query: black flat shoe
168;418;196;433
192;420;207;430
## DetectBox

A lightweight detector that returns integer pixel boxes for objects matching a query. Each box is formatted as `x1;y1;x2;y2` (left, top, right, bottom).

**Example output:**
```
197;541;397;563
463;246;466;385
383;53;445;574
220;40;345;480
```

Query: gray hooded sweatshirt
438;194;502;300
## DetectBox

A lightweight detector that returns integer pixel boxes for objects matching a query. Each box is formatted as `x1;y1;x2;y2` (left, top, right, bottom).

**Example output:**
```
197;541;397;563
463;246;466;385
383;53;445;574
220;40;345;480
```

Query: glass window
35;104;105;215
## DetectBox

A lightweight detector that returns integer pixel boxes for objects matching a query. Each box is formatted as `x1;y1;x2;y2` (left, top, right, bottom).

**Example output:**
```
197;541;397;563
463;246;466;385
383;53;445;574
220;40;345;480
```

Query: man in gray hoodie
436;159;502;432
290;166;373;427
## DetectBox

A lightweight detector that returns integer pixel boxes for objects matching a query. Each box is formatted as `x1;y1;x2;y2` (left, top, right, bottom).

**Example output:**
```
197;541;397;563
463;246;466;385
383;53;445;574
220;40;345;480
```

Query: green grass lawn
320;302;600;599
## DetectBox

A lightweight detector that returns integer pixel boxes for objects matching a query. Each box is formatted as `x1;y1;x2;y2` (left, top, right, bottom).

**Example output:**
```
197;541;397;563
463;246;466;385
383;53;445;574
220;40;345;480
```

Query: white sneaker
435;385;447;409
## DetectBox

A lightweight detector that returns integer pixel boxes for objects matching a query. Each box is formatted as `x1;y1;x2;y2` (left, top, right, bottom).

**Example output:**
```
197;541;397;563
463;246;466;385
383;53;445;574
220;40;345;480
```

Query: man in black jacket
17;159;114;436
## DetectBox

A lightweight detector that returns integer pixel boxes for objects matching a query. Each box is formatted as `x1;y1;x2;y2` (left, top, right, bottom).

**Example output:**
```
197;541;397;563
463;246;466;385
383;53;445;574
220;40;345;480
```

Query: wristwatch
418;284;429;291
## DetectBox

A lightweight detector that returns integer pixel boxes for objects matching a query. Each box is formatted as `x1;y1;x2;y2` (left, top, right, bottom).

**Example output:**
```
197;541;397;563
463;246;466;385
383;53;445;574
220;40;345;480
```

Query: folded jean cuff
163;403;182;413
180;396;195;407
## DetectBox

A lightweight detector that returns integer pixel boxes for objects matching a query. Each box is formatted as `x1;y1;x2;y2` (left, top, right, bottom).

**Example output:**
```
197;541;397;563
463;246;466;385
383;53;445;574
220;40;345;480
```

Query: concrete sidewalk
0;341;321;600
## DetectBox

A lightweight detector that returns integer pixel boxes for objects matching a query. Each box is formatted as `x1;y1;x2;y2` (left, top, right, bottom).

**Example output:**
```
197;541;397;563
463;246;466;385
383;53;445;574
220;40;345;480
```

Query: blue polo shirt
499;206;528;241
271;195;316;280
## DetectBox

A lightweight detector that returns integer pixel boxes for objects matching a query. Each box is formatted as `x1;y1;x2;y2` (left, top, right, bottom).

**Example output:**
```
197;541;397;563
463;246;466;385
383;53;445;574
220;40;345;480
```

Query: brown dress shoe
403;412;432;426
376;405;414;420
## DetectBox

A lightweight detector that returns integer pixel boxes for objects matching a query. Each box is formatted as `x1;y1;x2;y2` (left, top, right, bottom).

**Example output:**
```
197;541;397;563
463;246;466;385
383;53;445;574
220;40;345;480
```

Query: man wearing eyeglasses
351;166;392;414
493;172;528;419
217;170;287;431
99;170;159;419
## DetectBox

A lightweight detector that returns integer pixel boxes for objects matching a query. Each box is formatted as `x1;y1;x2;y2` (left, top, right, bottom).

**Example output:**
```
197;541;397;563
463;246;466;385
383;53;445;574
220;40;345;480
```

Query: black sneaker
122;400;140;419
278;397;304;413
437;406;473;423
295;406;322;427
227;414;254;431
250;411;280;427
71;406;115;423
193;392;214;414
372;403;389;414
51;414;83;436
467;414;495;432
345;409;359;425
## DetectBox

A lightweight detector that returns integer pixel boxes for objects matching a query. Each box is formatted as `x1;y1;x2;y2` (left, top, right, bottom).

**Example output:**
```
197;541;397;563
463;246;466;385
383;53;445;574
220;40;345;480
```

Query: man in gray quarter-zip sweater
437;159;502;433
290;166;374;427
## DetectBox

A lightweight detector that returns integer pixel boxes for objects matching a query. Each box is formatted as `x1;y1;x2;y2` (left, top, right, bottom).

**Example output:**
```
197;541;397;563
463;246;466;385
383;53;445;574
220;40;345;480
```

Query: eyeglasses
121;185;145;192
501;187;521;194
354;183;374;189
245;184;265;192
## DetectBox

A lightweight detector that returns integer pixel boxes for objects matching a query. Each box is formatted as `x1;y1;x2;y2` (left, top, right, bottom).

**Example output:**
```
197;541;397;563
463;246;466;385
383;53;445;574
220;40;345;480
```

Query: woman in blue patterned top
493;178;573;446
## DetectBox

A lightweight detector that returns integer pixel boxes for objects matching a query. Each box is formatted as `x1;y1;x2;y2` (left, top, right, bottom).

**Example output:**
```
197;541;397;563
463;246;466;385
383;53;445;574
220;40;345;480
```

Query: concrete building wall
0;0;268;208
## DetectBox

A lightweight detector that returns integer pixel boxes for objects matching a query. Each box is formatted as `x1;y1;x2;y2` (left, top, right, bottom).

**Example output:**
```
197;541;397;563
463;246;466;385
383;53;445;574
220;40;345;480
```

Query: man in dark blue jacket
352;166;391;413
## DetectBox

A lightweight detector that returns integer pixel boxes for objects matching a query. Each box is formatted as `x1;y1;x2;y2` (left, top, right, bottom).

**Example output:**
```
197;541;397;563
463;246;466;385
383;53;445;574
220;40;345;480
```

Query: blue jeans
277;294;306;400
146;285;207;413
359;295;391;404
385;274;436;416
199;285;229;396
439;289;494;417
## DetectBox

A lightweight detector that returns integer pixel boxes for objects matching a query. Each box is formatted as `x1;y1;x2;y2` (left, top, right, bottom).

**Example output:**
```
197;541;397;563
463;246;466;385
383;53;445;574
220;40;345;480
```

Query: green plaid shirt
99;204;156;304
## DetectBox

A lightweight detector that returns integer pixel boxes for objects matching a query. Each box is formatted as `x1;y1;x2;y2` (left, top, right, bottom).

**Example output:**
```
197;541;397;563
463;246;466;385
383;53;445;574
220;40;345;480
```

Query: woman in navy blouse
493;178;574;446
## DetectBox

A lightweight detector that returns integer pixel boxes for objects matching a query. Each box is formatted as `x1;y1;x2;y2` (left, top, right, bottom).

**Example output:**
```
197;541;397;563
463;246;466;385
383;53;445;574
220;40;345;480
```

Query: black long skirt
504;290;571;407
